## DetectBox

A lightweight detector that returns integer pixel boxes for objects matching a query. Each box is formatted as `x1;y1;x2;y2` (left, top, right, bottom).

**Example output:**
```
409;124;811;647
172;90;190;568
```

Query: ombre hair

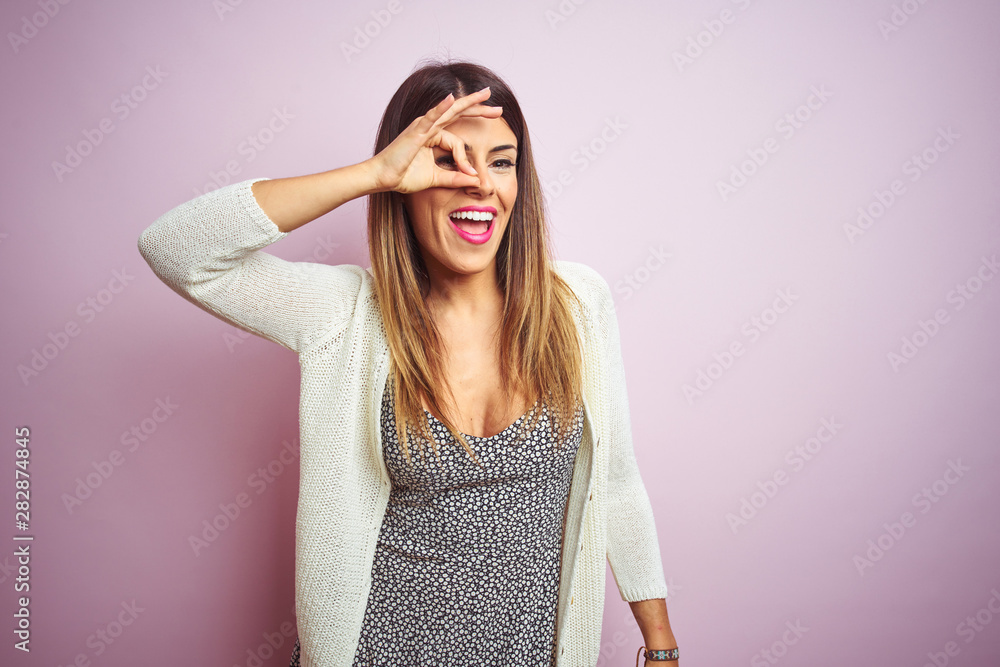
367;58;584;466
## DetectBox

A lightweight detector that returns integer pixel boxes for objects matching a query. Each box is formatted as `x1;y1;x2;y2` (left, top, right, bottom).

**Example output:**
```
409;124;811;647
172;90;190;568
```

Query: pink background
3;1;999;665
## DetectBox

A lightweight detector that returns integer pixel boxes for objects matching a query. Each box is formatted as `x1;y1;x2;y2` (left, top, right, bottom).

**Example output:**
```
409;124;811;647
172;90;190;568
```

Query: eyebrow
445;144;517;154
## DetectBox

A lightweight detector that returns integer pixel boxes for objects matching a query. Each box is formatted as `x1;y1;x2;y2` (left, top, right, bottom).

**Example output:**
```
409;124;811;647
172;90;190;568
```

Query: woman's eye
435;156;516;171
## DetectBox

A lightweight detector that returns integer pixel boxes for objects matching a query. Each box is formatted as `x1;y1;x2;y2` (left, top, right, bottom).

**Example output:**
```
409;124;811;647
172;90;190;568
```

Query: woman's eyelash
435;156;515;169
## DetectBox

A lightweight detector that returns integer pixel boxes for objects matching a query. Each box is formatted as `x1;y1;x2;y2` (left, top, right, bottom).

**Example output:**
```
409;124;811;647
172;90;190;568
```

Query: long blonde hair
367;58;584;467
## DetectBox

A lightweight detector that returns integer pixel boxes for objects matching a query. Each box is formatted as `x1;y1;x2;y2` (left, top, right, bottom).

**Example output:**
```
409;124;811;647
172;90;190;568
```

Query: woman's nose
466;158;495;193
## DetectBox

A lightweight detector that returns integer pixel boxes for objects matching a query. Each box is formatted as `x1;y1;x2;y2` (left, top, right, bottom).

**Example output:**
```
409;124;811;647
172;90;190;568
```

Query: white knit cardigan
138;178;669;666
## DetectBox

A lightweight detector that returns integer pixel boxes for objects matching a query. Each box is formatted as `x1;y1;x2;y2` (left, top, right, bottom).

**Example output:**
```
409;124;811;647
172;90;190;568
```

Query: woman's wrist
251;162;384;233
357;156;390;195
638;644;680;666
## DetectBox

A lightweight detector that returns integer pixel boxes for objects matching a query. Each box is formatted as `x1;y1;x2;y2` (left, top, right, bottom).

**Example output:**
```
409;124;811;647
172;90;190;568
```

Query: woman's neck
423;261;504;322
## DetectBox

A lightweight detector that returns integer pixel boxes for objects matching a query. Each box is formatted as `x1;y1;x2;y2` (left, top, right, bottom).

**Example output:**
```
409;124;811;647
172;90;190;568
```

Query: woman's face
402;115;518;281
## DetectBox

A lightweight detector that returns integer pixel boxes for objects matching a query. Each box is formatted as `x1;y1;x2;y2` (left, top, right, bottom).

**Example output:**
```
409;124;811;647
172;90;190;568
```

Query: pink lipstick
448;206;497;245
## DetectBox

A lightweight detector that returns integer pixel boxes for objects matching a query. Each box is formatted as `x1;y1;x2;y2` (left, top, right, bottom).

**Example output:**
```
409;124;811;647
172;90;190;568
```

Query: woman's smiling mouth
448;206;496;244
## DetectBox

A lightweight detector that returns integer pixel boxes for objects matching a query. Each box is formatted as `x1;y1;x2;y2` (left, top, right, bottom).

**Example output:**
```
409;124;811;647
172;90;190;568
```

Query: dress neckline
422;399;541;441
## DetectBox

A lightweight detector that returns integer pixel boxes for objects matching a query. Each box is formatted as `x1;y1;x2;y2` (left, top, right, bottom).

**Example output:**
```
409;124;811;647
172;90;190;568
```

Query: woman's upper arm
138;178;360;353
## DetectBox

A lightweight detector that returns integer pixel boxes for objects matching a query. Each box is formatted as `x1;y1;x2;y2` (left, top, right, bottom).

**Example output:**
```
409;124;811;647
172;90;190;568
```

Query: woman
138;59;679;666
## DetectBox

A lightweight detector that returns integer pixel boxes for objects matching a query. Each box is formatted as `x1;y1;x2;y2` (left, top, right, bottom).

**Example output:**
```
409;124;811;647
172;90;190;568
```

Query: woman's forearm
250;159;384;233
629;598;679;663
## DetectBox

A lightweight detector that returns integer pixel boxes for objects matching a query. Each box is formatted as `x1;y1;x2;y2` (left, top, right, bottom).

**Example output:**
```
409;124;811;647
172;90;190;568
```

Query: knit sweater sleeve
137;177;361;354
594;272;671;602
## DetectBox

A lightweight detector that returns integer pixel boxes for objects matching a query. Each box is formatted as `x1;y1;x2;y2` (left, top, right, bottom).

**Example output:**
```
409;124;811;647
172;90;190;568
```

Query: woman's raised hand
369;87;503;194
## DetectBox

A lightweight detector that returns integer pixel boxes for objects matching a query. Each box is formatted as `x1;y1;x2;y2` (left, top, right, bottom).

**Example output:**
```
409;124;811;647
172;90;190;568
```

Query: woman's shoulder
551;259;613;302
550;260;617;339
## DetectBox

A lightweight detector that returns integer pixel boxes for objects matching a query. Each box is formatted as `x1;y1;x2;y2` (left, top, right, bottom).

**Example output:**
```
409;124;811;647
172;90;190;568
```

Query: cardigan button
570;596;574;604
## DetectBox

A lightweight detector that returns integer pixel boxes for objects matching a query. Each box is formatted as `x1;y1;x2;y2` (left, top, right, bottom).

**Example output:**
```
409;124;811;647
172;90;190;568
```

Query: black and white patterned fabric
290;379;583;666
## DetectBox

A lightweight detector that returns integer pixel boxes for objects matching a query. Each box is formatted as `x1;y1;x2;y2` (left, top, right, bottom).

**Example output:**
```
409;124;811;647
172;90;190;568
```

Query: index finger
435;88;502;128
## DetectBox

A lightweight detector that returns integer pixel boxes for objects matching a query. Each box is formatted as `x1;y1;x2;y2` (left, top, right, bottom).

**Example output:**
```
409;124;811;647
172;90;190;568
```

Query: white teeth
450;210;494;221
